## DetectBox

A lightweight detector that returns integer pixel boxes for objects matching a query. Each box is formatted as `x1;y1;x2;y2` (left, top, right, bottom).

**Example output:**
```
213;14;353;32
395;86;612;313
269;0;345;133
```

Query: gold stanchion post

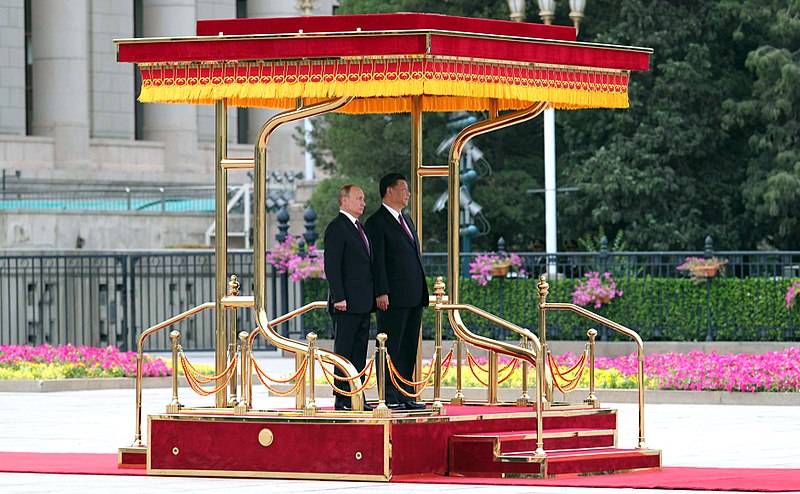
432;276;446;413
585;328;599;407
234;331;249;415
166;330;182;413
227;275;240;407
537;275;553;403
450;337;465;405
516;336;531;406
304;332;319;416
373;333;390;418
488;350;499;404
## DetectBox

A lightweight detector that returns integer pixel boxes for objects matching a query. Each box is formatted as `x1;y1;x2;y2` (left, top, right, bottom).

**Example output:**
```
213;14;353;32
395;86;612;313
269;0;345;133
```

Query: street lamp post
507;0;586;276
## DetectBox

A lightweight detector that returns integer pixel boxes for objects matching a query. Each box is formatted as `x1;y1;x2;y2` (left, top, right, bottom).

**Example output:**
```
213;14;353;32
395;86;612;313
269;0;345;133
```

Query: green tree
721;0;800;248
303;0;799;250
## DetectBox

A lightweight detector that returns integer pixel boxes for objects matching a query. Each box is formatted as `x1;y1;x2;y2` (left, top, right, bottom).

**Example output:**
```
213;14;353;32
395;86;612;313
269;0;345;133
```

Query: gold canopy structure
115;12;652;416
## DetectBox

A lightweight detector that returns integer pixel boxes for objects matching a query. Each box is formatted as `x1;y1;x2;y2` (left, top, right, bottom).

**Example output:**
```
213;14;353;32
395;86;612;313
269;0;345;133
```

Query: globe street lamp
507;0;586;276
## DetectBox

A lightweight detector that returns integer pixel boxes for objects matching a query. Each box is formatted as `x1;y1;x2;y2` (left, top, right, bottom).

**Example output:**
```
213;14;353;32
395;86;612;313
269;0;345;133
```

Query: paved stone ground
1;353;799;493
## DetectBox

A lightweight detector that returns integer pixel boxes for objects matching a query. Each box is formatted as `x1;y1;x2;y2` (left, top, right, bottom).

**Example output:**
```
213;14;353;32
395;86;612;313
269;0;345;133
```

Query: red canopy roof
115;12;652;114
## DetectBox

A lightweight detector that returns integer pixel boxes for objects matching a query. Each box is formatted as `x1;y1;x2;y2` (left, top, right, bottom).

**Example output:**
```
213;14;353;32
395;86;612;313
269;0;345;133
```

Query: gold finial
376;333;387;345
228;275;240;297
537;275;550;305
169;330;180;341
306;332;317;343
434;276;446;304
587;328;597;340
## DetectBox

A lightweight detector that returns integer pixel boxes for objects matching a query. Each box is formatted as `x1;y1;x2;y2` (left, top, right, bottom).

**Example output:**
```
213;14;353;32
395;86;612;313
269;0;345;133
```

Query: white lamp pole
508;0;586;276
298;1;317;179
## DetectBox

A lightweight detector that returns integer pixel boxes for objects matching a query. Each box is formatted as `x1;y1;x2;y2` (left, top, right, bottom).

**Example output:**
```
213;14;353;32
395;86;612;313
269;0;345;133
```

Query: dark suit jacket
364;205;429;308
323;213;375;314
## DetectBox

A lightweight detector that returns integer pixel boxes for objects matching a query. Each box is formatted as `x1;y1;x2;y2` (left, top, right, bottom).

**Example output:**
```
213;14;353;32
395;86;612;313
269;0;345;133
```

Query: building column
141;0;198;175
0;1;25;136
30;0;90;168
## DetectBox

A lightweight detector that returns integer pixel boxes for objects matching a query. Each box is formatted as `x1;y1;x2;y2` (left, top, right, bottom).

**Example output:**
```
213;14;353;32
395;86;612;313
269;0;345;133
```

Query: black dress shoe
385;401;403;410
335;402;374;411
402;401;426;410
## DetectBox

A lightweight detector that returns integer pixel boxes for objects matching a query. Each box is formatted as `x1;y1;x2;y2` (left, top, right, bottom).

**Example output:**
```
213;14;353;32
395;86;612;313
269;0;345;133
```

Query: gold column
411;95;424;393
214;99;229;408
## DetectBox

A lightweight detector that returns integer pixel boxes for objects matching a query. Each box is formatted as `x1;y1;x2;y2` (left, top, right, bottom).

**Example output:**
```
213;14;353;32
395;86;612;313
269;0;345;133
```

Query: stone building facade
0;0;337;249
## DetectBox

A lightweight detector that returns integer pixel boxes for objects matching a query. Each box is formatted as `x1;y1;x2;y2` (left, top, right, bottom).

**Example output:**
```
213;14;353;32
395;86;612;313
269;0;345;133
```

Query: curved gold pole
447;101;548;305
253;94;375;409
441;101;548;449
540;299;646;449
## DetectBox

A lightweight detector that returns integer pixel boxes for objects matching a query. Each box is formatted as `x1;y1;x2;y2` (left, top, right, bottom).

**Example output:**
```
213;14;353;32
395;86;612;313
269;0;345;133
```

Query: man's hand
334;300;347;311
376;294;389;311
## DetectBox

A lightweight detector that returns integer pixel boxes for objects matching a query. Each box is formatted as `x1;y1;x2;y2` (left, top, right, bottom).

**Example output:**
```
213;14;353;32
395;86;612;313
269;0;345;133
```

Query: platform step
117;446;146;469
451;427;616;453
450;445;662;478
505;447;662;476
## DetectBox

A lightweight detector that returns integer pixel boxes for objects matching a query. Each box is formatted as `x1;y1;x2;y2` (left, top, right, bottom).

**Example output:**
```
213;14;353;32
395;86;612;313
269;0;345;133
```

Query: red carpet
1;451;798;491
0;452;146;476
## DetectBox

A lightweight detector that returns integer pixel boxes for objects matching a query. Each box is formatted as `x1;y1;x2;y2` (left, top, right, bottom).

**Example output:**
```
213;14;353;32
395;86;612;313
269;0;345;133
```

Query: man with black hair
364;173;428;410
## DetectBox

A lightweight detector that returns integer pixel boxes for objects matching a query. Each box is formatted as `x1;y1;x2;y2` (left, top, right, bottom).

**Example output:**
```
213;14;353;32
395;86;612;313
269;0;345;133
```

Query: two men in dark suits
365;173;429;410
323;184;375;411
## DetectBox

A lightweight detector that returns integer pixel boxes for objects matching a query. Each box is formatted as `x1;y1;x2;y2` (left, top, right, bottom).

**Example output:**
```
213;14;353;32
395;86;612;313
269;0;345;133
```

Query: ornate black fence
2;243;799;351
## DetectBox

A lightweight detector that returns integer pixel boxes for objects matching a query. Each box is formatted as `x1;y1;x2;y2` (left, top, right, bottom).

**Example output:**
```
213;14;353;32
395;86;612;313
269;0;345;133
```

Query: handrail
132;302;215;447
254;308;363;410
436;301;545;457
540;300;647;448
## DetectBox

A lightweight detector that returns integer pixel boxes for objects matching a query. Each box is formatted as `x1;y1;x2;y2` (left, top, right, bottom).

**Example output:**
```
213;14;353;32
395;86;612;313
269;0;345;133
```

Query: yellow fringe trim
137;58;630;113
140;82;628;113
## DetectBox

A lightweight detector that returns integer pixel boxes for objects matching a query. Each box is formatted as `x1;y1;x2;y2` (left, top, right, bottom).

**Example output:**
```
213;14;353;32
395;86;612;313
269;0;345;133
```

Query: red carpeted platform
1;452;798;492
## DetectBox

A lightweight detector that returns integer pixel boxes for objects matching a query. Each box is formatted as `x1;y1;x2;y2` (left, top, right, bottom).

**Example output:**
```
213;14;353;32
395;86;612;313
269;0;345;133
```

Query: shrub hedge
302;276;800;342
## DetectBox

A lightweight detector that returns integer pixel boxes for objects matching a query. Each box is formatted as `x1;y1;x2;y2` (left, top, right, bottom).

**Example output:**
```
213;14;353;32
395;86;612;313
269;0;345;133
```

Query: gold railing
131;302;215;447
537;275;647;448
432;276;546;457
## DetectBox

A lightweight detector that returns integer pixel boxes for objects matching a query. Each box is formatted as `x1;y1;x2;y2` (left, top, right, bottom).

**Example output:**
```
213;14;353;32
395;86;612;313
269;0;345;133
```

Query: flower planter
489;263;511;277
691;265;719;278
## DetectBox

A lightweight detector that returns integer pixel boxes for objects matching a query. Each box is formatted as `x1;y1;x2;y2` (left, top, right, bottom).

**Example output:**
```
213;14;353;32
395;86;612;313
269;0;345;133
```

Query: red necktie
355;220;369;249
398;213;414;242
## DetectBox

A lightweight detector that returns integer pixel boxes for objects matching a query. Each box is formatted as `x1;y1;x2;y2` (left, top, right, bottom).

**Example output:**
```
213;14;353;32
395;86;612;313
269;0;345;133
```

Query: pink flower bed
0;344;170;378
551;348;800;392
